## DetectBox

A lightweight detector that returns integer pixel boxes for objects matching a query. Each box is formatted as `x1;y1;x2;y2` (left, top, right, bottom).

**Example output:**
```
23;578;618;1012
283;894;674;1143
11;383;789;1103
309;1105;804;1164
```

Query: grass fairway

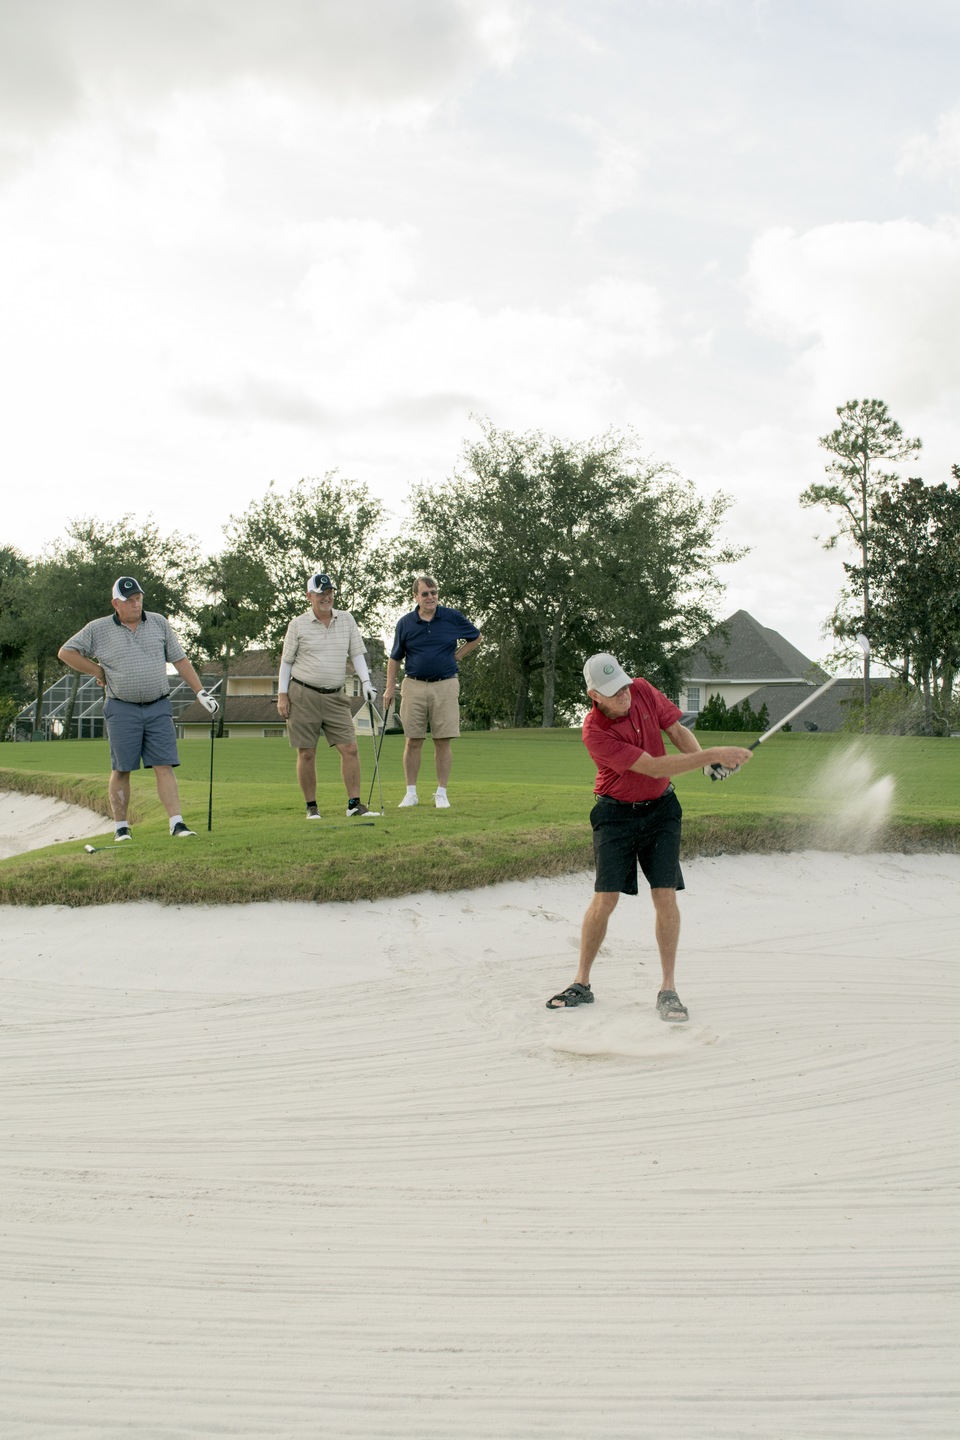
1;728;958;906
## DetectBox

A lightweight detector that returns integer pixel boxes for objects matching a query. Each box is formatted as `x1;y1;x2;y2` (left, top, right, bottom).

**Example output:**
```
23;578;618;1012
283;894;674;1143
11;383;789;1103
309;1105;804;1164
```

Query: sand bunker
1;821;957;1438
0;789;106;858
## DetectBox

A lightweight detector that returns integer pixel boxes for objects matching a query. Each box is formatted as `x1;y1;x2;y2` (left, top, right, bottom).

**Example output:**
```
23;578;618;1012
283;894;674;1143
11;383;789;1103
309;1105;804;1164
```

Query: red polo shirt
582;677;683;802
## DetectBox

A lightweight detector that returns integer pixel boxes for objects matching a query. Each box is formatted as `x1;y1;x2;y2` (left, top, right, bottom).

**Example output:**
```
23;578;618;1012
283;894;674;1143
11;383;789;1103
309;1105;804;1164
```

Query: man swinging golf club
59;577;218;842
545;653;753;1023
276;571;376;820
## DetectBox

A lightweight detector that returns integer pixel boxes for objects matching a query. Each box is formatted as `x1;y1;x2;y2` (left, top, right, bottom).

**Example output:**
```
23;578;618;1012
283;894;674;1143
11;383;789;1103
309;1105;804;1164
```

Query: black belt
111;694;168;706
292;676;343;695
597;784;673;810
407;675;453;683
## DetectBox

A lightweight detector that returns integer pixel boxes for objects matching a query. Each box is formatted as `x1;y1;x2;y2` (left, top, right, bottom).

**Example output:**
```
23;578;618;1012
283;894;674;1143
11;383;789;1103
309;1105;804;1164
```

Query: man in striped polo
58;576;219;842
276;571;377;820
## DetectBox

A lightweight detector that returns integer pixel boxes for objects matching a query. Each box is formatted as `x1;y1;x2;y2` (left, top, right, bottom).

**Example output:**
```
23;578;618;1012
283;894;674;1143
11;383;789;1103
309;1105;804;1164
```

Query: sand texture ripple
1;851;958;1438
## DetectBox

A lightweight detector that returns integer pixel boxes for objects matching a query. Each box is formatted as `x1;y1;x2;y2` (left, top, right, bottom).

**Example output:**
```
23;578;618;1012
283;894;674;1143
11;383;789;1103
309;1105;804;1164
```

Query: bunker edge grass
1;730;958;908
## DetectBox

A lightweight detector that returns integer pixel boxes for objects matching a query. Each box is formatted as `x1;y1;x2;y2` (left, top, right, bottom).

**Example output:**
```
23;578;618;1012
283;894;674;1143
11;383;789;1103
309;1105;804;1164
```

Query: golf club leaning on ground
365;697;387;815
206;678;224;831
706;634;871;781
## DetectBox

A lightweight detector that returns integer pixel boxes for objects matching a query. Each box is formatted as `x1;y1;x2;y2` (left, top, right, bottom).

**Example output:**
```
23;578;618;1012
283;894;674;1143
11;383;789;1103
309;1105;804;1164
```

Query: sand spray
809;742;896;851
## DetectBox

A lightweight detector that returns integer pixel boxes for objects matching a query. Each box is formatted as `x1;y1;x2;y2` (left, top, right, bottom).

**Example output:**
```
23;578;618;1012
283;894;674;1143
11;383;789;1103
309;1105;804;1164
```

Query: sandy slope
0;790;106;858
1;833;957;1439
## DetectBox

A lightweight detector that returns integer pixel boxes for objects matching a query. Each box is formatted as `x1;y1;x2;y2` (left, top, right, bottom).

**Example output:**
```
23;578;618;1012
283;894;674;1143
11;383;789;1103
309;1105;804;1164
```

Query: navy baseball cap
112;577;144;600
307;572;334;593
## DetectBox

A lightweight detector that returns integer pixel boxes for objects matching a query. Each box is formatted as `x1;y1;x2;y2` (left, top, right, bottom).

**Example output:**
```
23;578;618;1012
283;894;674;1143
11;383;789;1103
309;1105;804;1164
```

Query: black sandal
546;983;594;1010
657;989;689;1022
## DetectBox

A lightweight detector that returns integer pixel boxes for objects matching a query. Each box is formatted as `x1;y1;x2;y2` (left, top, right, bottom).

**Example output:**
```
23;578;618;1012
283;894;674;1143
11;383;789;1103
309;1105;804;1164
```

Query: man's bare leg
650;887;680;994
335;740;361;798
650;887;688;1019
547;891;619;1007
109;770;131;821
296;748;317;803
153;765;182;819
433;737;453;788
403;737;424;787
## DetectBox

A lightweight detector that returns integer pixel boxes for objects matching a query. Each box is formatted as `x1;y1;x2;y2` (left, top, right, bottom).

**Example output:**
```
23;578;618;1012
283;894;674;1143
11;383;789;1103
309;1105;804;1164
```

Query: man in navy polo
383;575;482;809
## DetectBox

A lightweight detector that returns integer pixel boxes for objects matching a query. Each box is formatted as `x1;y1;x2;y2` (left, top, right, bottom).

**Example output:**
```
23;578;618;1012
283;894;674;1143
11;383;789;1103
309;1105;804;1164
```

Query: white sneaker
434;792;451;809
398;793;418;808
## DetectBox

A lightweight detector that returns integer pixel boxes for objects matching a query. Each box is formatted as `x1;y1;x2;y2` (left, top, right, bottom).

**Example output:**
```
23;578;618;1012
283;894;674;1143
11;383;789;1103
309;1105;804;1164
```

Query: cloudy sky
1;0;957;663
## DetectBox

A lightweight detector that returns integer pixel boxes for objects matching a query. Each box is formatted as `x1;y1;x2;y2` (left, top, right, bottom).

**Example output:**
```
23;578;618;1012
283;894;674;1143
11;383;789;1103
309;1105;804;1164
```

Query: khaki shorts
287;682;356;749
400;676;460;739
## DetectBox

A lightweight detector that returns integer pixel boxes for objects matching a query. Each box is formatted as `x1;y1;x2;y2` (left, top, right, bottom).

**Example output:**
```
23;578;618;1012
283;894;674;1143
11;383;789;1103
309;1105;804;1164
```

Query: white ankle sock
169;814;183;833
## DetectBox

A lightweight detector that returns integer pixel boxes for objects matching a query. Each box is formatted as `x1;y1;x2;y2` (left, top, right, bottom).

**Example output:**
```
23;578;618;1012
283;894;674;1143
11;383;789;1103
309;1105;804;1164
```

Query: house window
263;727;286;738
686;686;701;711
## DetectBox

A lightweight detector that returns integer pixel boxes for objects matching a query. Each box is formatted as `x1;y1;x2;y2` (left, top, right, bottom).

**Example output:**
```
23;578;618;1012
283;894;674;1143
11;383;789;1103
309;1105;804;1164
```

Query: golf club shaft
207;677;224;832
749;675;839;748
367;698;386;813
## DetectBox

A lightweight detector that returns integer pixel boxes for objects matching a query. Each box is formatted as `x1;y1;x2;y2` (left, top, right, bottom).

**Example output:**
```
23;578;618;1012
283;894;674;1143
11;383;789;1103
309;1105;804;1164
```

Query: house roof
179;696;281;724
202;649;278;679
178;693;380;725
742;680;876;732
685;610;827;684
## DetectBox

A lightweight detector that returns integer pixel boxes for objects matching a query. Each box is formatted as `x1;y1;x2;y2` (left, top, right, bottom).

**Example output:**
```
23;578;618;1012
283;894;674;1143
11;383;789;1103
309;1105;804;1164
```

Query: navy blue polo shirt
389;605;481;680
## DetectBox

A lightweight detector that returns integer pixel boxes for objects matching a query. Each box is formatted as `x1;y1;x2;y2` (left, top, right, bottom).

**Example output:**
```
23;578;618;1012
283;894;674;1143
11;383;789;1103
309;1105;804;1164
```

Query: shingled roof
685;610;827;684
177;693;377;725
201;649;278;679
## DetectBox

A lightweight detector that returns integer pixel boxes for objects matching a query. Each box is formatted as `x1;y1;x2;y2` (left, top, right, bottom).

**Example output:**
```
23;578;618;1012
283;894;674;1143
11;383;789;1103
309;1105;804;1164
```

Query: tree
839;471;960;735
0;546;31;727
392;421;744;727
223;475;385;651
695;693;769;732
0;559;77;736
194;548;274;737
801;399;921;716
48;515;202;738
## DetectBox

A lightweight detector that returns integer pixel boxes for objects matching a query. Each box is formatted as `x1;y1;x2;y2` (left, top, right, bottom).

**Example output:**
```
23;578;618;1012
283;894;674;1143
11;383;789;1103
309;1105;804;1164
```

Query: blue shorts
104;697;180;772
590;788;685;895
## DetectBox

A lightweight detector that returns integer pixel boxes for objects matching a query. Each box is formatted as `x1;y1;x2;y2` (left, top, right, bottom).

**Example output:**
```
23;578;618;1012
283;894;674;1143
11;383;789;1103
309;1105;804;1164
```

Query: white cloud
896;106;960;183
0;0;526;145
744;217;960;410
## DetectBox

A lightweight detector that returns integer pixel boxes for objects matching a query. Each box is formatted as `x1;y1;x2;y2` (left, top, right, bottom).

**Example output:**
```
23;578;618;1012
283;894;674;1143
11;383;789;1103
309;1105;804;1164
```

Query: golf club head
84;844;97;853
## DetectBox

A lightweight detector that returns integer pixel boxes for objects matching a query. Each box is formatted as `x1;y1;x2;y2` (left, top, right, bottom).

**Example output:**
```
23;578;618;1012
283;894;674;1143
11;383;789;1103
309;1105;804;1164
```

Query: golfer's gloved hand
703;762;740;782
362;681;377;702
197;689;219;715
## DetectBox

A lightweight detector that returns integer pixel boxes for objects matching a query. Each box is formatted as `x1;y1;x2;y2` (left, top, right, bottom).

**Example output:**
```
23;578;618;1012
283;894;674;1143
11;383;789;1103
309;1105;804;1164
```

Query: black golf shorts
590;788;685;895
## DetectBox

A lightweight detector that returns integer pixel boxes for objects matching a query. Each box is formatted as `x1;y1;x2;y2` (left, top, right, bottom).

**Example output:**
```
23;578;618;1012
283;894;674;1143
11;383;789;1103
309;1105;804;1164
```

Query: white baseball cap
307;571;334;593
583;653;632;696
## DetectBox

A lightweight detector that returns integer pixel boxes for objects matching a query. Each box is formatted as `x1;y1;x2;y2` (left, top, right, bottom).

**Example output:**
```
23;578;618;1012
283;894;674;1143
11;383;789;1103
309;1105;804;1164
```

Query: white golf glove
197;689;219;715
361;681;377;702
703;762;740;782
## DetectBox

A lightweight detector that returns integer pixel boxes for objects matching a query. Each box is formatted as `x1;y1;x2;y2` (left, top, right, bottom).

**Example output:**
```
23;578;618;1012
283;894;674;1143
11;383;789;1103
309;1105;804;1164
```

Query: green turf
1;728;958;906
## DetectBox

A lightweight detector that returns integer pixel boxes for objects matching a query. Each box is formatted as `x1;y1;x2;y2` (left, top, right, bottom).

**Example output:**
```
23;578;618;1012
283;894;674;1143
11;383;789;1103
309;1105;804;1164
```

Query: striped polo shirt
62;611;187;703
281;609;366;689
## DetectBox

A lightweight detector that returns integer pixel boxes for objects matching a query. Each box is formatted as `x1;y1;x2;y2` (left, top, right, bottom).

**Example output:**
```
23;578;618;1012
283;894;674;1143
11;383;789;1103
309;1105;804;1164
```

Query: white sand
0;790;106;858
1;796;958;1438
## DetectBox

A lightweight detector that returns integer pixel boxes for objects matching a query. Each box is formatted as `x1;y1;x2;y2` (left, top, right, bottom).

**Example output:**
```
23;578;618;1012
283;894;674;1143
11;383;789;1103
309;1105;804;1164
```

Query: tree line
1;412;957;739
802;399;960;735
0;423;742;737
